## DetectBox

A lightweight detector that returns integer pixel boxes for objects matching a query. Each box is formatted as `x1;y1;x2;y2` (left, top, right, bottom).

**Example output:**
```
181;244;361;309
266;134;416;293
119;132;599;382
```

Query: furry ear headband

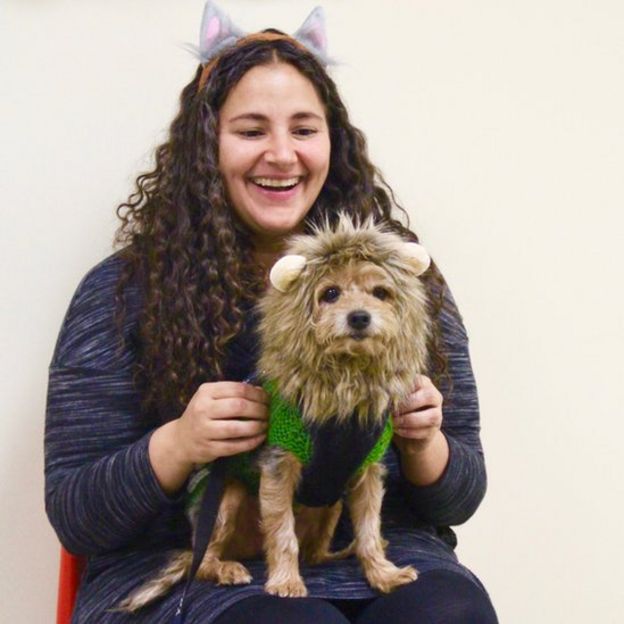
270;245;430;293
269;236;431;293
195;1;330;90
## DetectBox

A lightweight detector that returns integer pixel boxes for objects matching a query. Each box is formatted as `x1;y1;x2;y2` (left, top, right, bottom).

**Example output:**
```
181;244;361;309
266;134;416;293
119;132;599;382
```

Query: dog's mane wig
258;217;431;424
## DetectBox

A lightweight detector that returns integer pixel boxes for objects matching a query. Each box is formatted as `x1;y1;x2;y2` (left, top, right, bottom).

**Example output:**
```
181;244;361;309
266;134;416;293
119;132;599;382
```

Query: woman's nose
265;132;297;167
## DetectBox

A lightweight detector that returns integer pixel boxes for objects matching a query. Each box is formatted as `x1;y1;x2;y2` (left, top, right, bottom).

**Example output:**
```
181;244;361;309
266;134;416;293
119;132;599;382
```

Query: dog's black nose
347;310;371;330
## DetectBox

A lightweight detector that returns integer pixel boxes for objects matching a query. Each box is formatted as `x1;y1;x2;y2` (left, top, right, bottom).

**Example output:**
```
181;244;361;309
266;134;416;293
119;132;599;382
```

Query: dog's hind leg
298;501;344;564
196;479;252;586
348;463;418;593
259;450;307;597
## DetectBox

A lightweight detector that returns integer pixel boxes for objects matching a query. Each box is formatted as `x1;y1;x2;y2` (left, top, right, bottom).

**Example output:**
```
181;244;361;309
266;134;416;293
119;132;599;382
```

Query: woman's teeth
252;177;300;190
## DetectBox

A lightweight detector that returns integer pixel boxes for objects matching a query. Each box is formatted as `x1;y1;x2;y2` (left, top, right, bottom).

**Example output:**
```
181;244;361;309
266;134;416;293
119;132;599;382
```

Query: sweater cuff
124;431;181;510
399;434;485;526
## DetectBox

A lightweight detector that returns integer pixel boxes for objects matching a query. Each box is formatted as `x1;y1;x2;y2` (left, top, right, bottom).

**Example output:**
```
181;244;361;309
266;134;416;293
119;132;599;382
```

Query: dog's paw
265;575;308;598
217;561;253;585
366;563;418;593
197;560;252;585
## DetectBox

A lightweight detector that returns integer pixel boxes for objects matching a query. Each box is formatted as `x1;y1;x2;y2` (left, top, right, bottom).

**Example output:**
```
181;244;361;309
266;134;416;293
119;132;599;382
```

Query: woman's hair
114;36;450;421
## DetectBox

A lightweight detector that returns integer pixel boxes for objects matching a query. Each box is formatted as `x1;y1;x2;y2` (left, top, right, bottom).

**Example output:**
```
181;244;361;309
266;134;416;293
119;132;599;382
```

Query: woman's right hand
149;381;269;494
174;381;269;464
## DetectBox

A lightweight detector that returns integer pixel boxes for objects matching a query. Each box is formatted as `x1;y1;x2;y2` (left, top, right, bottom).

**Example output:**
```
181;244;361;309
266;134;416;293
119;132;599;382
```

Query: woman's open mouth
250;176;303;193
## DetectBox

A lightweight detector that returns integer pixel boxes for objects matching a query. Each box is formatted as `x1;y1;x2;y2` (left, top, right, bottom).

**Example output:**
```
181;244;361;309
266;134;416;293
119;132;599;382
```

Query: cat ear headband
194;1;331;91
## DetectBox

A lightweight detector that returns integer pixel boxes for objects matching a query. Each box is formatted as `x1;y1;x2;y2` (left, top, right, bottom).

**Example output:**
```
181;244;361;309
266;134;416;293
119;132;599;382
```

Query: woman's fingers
206;396;269;421
193;382;269;422
209;433;268;457
174;381;271;464
199;381;269;404
393;407;442;438
207;417;268;440
397;375;443;415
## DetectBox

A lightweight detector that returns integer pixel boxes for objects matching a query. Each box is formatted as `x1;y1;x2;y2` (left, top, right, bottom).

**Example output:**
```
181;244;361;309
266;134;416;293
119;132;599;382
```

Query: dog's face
312;261;401;357
260;217;431;411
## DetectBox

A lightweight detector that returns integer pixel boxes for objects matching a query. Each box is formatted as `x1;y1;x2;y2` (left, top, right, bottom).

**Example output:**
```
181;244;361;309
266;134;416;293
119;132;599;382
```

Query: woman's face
218;62;331;245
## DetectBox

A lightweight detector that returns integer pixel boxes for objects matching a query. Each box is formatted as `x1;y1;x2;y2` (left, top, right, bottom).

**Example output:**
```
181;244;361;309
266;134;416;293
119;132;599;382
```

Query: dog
120;214;431;609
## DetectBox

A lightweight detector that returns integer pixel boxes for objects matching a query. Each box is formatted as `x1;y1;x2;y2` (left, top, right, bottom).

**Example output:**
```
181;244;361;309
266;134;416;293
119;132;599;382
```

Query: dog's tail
117;550;192;613
322;537;388;562
324;540;356;561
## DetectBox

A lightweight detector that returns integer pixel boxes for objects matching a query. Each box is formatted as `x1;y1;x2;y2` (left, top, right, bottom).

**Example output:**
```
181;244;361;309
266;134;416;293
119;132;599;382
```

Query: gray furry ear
400;243;431;276
269;255;307;292
198;1;246;63
293;6;332;66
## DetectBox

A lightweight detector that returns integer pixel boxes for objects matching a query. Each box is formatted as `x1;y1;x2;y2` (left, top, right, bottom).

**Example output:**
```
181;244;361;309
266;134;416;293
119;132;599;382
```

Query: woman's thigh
211;594;351;624
353;570;498;624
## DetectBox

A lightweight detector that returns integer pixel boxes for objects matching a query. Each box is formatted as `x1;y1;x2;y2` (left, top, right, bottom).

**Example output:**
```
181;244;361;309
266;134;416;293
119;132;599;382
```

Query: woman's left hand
393;375;444;455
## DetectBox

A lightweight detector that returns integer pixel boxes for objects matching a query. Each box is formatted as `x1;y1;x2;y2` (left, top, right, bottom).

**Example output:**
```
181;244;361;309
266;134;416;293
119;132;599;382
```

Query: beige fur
120;215;430;610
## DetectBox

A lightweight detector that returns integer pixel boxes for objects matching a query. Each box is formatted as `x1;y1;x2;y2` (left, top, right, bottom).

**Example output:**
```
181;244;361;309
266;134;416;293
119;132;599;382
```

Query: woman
45;4;498;623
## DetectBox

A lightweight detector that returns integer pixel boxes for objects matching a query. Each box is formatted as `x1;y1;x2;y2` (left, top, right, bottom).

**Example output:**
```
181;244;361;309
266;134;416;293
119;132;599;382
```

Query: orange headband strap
197;32;311;92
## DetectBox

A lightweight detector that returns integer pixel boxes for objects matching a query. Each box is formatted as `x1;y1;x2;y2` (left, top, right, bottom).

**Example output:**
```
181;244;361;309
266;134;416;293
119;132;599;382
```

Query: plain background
2;1;623;622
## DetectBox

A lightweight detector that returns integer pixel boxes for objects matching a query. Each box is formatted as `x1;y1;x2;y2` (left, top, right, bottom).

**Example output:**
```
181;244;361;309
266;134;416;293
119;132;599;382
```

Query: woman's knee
211;594;351;624
355;569;498;624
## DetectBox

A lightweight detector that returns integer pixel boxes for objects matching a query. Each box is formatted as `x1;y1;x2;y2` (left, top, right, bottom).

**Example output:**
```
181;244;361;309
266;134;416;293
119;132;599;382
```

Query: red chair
56;547;85;624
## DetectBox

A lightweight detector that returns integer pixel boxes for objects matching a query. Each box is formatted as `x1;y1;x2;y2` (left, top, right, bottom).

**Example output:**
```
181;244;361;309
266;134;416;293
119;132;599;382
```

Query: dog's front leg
259;450;307;597
348;463;418;592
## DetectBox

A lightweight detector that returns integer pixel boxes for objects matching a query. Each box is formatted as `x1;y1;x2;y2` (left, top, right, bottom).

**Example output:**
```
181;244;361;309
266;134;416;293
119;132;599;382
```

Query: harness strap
172;457;227;624
173;371;262;623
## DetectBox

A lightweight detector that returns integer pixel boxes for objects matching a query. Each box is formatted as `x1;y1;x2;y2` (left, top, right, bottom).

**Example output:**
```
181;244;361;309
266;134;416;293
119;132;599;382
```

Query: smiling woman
44;2;498;623
218;62;331;249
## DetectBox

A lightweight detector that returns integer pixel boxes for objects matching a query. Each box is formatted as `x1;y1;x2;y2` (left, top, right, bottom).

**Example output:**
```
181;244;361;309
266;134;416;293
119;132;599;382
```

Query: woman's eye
320;286;341;303
294;127;318;137
372;287;390;301
237;129;264;138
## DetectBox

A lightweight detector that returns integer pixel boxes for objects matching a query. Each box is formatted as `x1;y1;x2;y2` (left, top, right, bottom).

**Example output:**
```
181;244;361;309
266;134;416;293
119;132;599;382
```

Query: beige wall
2;1;623;622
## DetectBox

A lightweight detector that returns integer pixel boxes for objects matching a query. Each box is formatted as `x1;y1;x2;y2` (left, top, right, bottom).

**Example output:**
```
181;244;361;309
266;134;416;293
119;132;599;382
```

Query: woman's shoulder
392;222;469;344
425;265;469;345
73;248;134;297
50;249;143;370
438;279;469;343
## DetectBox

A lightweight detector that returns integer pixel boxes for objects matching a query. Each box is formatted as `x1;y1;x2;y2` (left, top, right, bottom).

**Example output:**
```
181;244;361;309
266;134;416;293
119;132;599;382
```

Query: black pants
212;570;498;624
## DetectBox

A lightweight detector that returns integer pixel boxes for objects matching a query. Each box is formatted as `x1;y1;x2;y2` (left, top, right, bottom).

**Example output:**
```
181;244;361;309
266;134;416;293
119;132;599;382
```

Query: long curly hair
114;36;449;422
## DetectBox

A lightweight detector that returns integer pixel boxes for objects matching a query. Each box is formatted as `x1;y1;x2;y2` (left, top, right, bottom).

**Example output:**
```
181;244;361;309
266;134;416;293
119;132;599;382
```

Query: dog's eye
372;287;390;301
320;286;341;303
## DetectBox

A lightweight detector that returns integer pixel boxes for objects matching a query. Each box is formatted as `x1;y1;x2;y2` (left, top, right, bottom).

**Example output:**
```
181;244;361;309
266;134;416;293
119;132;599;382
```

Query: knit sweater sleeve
399;278;487;526
44;254;174;555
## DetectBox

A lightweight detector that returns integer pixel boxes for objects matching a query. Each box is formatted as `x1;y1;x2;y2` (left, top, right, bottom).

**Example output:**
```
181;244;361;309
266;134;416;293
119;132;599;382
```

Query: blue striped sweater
45;251;487;623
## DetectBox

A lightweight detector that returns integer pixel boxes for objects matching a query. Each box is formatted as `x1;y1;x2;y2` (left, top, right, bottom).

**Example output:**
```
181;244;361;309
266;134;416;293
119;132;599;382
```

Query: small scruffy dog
121;214;431;610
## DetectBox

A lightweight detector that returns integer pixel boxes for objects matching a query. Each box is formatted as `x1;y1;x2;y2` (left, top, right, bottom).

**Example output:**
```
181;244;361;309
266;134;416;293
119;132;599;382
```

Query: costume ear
399;243;431;276
293;6;329;63
269;255;307;292
198;1;246;63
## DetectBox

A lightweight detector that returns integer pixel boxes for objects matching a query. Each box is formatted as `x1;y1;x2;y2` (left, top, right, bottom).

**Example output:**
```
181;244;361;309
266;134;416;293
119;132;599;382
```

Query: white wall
2;1;623;622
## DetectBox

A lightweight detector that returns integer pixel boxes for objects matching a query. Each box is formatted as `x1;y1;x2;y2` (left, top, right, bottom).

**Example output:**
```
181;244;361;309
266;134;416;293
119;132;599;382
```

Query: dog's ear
399;243;431;276
269;255;307;292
